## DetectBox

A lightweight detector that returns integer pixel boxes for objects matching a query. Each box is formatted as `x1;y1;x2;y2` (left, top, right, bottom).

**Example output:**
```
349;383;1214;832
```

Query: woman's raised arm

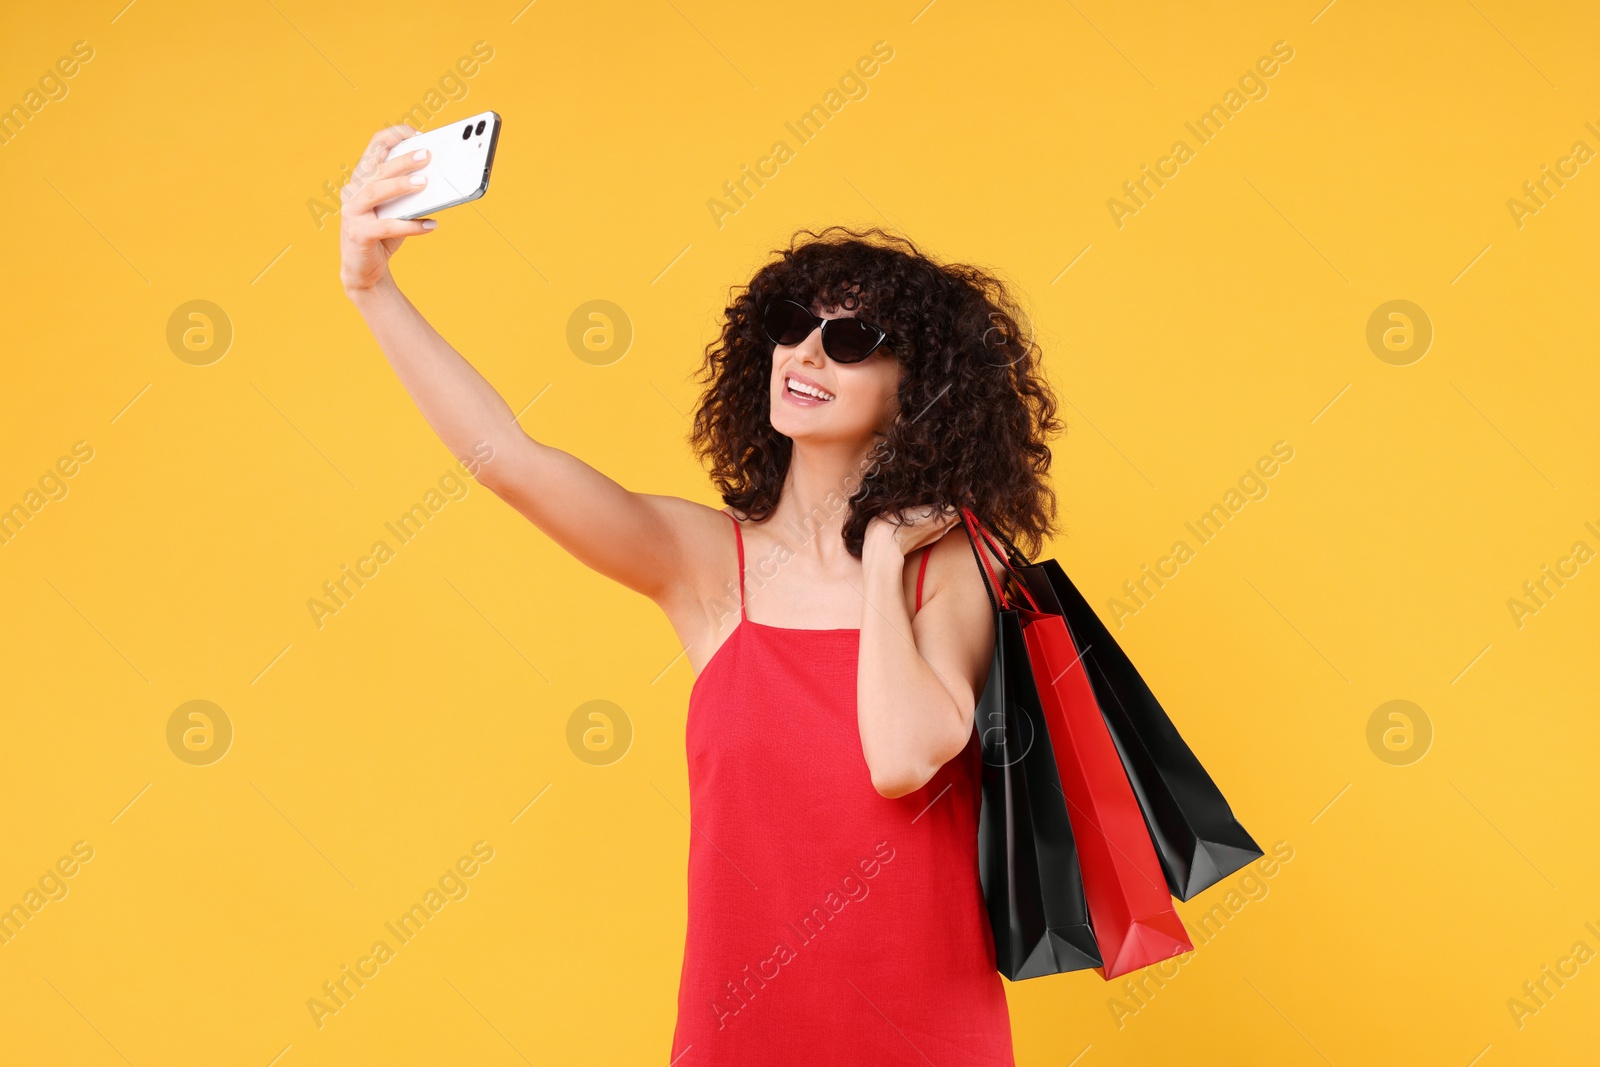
339;125;702;604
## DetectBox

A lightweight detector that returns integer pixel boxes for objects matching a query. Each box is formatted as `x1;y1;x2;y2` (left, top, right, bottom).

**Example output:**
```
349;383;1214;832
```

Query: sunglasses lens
763;300;816;346
823;318;883;363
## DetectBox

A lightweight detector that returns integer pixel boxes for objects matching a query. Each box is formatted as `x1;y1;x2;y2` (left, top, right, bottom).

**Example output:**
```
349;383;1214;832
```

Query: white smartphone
375;110;501;219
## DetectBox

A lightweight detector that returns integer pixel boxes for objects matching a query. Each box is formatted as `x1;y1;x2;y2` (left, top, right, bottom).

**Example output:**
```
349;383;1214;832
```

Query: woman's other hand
865;504;962;560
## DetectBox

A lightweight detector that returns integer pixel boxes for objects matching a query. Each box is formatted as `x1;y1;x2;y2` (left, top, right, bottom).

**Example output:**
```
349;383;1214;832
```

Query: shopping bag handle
961;513;1006;617
959;506;1041;613
962;508;1038;595
962;509;1008;613
981;517;1033;573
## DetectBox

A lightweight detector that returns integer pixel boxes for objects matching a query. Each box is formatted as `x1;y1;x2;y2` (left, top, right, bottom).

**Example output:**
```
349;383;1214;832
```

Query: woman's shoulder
631;496;743;603
920;521;1006;616
647;499;752;670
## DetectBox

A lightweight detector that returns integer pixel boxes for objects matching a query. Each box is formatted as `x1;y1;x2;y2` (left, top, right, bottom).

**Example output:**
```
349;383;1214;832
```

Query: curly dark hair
688;226;1065;560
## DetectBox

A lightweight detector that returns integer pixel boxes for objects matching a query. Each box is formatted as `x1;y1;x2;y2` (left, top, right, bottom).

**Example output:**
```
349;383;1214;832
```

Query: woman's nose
794;325;827;364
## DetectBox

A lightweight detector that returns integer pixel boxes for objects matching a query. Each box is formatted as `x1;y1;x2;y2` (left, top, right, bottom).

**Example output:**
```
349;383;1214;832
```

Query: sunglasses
760;298;888;364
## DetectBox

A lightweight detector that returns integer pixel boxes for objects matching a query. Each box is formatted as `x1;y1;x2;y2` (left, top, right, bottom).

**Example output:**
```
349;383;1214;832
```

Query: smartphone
375;110;501;220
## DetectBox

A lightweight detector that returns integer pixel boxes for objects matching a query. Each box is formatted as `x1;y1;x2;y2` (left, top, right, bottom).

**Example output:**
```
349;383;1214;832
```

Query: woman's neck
764;438;880;561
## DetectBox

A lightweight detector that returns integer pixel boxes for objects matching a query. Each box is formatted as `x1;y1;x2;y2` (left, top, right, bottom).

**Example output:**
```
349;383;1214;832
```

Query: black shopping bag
984;527;1264;901
968;530;1102;980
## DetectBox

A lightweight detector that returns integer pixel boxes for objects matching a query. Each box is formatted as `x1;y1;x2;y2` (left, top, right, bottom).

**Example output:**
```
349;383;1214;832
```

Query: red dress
670;510;1014;1065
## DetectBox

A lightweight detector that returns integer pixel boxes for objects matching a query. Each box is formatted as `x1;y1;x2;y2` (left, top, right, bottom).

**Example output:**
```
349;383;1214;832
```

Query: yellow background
3;1;1597;1063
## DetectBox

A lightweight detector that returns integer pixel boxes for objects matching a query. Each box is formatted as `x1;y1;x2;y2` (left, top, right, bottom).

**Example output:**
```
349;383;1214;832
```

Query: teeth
787;377;834;401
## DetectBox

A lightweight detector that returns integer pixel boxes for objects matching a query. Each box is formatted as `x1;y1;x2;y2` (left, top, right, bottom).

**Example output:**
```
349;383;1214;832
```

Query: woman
340;124;1063;1064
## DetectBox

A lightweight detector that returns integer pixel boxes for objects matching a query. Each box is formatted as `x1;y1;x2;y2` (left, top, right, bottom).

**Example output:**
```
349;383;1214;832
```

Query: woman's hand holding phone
339;125;438;296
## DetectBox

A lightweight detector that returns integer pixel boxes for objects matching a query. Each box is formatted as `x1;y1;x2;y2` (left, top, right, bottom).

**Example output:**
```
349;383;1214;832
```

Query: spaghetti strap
915;544;932;613
724;509;746;620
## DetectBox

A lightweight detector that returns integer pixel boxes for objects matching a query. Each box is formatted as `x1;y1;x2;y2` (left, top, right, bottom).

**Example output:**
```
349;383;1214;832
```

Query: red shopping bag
962;508;1192;980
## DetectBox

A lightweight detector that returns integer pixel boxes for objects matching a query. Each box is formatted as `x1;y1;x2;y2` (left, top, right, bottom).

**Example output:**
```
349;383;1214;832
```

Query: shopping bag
966;527;1101;981
973;516;1265;900
963;509;1191;980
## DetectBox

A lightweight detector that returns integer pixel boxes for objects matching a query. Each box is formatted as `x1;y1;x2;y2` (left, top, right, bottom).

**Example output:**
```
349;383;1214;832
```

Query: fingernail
410;174;427;185
422;220;437;230
413;149;428;161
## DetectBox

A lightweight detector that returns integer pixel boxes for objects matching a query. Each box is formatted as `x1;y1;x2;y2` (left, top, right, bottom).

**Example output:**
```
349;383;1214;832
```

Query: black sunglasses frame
760;298;889;364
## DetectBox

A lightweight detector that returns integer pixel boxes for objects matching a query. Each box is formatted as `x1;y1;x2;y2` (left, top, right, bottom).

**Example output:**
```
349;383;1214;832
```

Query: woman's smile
782;369;836;405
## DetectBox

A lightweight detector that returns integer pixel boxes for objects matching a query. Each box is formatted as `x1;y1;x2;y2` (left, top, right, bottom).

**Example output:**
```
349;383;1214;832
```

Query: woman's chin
770;399;816;437
771;392;879;446
773;408;842;442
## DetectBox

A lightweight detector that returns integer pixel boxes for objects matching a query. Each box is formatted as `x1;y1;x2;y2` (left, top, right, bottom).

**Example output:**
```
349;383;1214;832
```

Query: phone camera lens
461;124;472;140
475;119;486;136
